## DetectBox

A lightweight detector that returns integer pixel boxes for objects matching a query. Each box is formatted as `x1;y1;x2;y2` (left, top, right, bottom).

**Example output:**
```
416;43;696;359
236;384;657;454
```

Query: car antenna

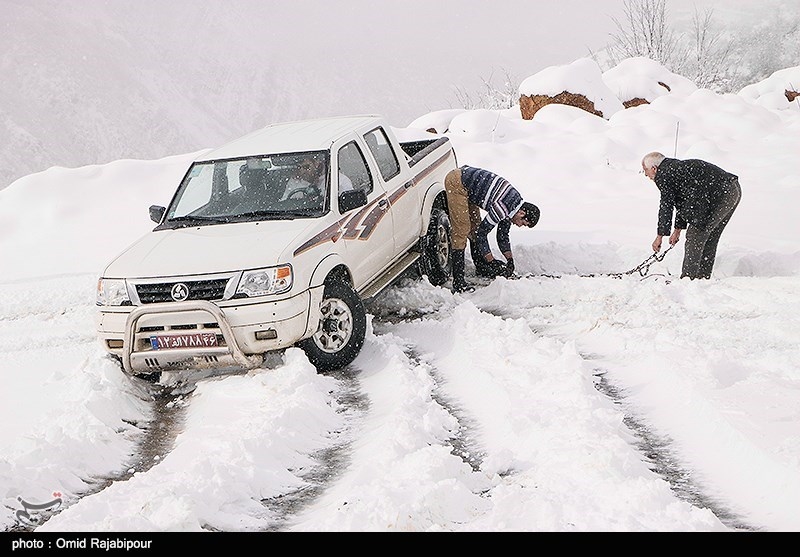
491;110;502;143
673;120;680;157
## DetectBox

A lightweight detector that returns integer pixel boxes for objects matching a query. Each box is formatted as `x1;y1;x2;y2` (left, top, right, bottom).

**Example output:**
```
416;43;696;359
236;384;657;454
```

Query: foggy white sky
0;0;790;189
257;0;627;107
273;0;778;122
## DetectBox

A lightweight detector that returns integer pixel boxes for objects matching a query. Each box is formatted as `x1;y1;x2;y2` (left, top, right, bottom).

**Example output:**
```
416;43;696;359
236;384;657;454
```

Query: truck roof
198;114;385;161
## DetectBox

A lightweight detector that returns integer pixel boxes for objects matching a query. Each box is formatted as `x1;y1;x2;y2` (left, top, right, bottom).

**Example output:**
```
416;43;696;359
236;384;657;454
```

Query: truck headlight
236;265;293;297
96;278;131;306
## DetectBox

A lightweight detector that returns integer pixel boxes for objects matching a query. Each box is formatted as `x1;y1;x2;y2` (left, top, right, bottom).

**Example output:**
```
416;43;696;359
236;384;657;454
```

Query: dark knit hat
521;202;540;227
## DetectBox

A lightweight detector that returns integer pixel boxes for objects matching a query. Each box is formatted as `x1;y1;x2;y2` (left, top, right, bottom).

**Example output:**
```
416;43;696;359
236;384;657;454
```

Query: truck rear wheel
419;208;452;286
300;279;366;372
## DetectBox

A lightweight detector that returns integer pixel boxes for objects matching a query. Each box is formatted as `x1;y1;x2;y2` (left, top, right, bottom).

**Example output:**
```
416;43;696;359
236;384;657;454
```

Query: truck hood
102;220;316;278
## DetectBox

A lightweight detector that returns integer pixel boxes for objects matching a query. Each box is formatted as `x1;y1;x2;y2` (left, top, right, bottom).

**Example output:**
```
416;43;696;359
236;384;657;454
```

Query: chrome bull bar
122;300;263;374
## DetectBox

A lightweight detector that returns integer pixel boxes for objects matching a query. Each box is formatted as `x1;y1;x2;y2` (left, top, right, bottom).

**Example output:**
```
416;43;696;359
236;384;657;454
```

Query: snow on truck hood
102;219;316;278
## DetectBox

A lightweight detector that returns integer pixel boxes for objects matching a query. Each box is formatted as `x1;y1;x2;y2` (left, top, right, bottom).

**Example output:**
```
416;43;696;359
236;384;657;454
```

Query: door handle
378;199;389;211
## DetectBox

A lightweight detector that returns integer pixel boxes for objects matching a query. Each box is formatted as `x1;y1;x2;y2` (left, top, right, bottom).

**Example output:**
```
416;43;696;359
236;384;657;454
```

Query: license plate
150;332;219;350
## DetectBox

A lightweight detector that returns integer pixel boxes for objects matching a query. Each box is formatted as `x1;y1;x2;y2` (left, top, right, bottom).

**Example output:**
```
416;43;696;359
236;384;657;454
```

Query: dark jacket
655;158;738;235
459;165;524;258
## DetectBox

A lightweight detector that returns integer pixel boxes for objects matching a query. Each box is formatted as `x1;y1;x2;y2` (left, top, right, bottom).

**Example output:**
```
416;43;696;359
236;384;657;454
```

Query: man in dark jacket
641;152;741;279
444;165;540;292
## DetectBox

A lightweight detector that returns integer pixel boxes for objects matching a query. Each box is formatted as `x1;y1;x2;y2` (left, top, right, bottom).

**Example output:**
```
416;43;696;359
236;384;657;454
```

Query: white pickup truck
96;115;457;377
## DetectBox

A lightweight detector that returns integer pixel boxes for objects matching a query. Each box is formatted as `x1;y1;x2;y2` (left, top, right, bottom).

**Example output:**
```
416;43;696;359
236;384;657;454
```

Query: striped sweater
459;165;524;258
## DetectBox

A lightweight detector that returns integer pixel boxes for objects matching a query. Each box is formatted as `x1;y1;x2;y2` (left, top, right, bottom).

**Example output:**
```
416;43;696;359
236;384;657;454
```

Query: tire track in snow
23;360;371;531
7;375;190;532
367;290;495;478
481;301;758;531
391;336;486;474
590;367;757;531
260;365;369;531
114;365;370;532
262;323;489;530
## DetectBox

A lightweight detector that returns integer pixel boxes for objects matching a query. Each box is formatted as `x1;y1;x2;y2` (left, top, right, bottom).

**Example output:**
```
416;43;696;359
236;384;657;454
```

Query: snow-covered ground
1;58;799;532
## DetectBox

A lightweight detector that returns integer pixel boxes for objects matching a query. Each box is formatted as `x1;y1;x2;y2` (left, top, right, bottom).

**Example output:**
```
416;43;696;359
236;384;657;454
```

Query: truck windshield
162;151;329;227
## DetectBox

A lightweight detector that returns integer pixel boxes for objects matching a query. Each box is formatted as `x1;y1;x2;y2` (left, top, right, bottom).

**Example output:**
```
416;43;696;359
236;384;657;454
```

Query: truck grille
136;278;230;304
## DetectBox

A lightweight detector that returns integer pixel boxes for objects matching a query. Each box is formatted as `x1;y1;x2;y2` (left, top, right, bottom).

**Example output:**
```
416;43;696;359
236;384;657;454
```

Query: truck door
335;139;395;288
362;126;419;253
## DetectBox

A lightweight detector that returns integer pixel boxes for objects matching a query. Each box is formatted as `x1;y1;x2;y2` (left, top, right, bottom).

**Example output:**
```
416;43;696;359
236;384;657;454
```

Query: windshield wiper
235;210;297;220
168;215;230;224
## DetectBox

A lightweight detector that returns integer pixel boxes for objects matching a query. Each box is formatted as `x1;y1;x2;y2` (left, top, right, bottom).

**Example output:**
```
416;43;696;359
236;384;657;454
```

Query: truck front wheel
300;279;366;372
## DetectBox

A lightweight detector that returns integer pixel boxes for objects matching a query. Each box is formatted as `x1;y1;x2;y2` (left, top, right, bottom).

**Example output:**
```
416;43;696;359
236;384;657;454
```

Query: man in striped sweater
444;165;540;292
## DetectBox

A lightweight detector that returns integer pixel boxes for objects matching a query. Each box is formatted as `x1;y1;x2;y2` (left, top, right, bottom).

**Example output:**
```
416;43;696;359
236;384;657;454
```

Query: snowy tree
603;0;686;72
453;68;520;111
595;0;799;94
730;9;800;90
684;7;738;91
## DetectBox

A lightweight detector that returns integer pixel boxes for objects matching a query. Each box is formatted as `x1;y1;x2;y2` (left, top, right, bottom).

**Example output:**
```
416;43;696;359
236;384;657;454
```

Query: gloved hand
486;259;508;278
504;259;515;278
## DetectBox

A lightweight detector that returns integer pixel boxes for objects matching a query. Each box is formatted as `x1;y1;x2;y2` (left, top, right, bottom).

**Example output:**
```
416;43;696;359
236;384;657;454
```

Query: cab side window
337;141;373;195
364;127;400;181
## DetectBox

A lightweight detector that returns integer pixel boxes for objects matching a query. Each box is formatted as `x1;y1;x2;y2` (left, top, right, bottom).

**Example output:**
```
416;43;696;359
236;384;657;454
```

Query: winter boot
470;240;493;278
451;249;474;292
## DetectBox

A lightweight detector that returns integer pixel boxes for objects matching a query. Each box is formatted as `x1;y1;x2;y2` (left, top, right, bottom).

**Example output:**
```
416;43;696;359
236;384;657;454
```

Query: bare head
641;152;665;180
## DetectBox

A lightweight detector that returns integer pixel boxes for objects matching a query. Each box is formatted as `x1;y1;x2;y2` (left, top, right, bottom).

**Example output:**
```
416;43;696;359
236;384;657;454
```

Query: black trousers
682;179;741;279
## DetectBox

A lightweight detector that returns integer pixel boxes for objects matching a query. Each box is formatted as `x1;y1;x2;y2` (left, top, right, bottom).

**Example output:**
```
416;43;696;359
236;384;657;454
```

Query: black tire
300;279;367;372
418;208;452;286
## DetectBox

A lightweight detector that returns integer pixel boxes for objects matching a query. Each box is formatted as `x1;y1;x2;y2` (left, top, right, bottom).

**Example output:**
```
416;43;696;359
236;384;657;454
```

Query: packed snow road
2;270;799;531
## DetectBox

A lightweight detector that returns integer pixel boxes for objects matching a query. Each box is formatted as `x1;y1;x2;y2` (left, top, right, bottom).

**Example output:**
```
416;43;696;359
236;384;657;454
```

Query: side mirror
149;205;166;224
338;189;368;213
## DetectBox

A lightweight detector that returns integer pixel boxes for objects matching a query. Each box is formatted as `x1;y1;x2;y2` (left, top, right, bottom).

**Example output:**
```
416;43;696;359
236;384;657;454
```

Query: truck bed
400;137;452;167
